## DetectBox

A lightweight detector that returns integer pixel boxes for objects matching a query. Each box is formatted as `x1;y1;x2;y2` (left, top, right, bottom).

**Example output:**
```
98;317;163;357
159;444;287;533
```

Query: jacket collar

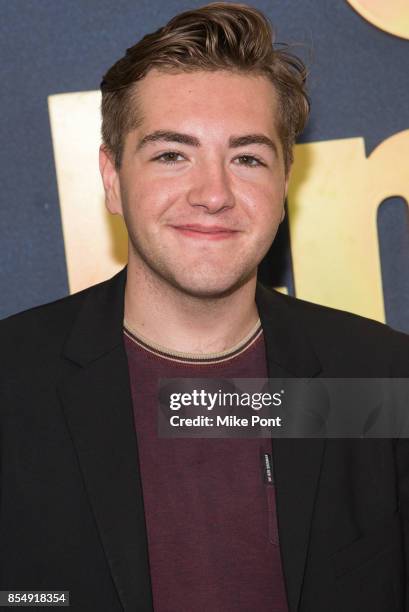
255;281;321;378
63;265;321;378
63;266;127;366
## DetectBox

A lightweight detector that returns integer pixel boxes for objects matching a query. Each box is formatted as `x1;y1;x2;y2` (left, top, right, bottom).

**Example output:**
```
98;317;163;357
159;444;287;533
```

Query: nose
186;159;235;213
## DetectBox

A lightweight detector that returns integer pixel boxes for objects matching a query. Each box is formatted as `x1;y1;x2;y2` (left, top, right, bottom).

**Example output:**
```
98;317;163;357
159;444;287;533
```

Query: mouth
171;224;239;241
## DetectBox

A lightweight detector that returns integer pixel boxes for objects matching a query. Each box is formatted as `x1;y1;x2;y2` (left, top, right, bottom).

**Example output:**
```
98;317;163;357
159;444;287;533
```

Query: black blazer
1;266;409;612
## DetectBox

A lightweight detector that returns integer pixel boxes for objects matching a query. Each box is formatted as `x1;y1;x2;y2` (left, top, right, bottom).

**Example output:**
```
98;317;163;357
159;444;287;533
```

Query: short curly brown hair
100;2;310;172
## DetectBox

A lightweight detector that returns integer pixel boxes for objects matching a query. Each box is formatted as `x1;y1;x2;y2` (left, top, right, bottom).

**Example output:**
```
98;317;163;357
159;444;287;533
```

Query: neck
123;258;260;355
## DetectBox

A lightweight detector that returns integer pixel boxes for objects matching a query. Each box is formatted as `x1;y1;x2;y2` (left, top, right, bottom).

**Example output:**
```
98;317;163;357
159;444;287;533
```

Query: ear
99;145;123;216
280;174;290;223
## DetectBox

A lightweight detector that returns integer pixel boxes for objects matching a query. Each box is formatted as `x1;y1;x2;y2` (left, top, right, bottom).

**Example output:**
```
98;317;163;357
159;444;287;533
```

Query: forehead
132;69;280;136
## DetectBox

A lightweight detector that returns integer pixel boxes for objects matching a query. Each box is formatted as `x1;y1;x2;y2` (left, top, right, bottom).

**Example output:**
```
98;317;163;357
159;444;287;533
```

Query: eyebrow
136;130;278;155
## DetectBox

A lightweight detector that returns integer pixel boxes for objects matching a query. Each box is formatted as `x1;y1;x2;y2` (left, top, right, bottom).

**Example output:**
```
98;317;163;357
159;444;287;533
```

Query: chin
171;271;253;299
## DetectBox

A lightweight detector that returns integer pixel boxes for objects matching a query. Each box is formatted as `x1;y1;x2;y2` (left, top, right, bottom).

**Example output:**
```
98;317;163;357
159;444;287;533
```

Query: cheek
121;177;157;214
242;184;284;223
122;184;178;236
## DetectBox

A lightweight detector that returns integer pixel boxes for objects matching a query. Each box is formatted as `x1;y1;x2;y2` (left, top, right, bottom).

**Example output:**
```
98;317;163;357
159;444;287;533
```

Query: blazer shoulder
271;288;404;333
0;277;110;370
1;286;85;339
264;287;409;373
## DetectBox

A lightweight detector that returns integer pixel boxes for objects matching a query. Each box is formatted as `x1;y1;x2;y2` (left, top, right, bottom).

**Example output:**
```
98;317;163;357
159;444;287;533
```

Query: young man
1;3;409;611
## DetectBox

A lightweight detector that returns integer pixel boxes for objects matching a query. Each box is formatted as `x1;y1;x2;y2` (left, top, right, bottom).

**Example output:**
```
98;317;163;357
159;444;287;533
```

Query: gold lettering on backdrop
48;93;409;321
48;91;127;294
347;0;409;40
288;131;409;321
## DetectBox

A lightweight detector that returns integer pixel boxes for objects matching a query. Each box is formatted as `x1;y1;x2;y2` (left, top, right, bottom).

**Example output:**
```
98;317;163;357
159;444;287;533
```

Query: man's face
100;69;289;298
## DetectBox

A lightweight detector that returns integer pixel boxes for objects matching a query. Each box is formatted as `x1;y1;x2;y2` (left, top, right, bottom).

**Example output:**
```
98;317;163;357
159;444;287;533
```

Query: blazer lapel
255;282;325;612
57;267;153;612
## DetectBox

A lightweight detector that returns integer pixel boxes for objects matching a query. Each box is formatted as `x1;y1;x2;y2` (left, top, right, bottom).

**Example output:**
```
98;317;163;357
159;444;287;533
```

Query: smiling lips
172;224;239;240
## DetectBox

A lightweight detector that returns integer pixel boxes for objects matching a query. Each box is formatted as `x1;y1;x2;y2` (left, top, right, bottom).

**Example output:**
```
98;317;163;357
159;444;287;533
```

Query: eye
153;151;186;165
234;155;265;167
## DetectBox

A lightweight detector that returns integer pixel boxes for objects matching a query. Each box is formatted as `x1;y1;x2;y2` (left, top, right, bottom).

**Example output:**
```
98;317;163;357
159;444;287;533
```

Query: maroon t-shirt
124;318;289;612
